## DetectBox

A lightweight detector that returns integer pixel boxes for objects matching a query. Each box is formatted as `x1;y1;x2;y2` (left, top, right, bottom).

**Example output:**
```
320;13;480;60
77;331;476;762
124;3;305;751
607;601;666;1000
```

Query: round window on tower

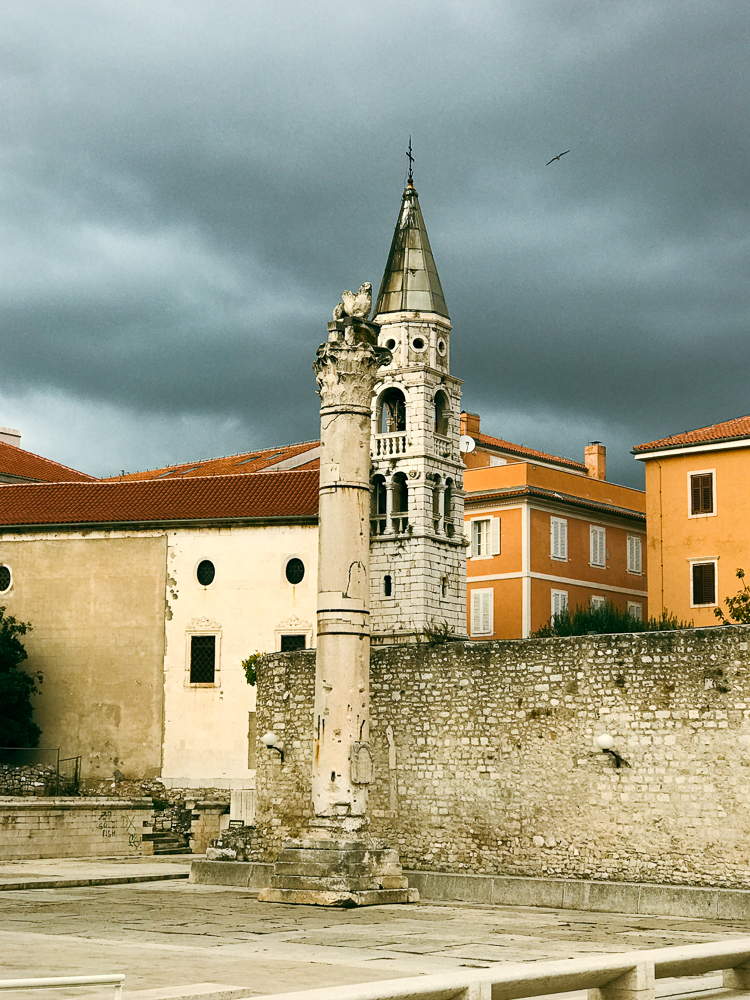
437;338;447;357
411;337;426;351
385;338;397;351
197;560;215;586
286;558;305;585
0;565;11;593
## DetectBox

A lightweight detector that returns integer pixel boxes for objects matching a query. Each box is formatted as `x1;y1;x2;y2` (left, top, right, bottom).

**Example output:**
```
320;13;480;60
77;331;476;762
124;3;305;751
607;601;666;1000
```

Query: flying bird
546;149;570;165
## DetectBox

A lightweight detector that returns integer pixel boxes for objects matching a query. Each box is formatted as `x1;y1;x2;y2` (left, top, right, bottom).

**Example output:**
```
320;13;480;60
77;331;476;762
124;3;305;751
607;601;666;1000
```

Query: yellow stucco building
634;414;750;626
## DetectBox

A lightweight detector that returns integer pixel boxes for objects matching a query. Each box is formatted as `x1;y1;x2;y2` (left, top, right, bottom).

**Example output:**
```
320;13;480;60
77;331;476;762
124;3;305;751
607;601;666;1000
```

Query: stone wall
0;798;154;860
252;627;750;888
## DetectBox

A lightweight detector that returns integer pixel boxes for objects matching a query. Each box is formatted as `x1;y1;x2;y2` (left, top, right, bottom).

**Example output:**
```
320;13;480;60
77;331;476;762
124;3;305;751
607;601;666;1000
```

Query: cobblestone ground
2;882;750;998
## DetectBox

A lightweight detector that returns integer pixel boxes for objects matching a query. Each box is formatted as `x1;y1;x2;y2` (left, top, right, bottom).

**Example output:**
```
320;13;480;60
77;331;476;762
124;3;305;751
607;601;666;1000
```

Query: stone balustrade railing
247;938;750;1000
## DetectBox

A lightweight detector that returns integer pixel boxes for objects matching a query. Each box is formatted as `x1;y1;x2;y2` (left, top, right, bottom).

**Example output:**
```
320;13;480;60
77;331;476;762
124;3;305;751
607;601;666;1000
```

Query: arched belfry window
378;387;406;434
434;390;450;437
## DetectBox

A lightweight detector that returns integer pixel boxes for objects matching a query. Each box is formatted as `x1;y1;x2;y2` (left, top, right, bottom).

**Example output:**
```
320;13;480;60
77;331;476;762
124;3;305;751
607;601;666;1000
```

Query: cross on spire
406;136;414;184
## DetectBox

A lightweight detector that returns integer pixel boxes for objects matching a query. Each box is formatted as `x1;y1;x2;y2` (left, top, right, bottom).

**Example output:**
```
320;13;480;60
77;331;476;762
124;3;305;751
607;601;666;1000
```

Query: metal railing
246;938;750;1000
0;975;123;1000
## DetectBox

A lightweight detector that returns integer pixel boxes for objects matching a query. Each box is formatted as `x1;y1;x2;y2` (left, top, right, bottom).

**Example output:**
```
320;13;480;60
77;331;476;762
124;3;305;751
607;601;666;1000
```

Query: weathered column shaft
312;316;389;822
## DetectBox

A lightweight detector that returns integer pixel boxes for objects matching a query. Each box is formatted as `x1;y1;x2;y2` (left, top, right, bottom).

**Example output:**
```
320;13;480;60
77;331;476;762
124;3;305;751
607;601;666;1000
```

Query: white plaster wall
161;523;318;789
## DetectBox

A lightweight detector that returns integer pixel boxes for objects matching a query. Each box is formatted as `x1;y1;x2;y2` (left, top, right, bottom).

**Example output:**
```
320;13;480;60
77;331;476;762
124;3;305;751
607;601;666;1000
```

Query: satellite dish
459;435;476;454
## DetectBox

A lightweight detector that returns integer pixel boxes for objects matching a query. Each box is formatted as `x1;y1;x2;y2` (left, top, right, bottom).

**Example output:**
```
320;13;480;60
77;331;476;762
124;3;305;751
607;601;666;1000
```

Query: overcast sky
2;1;749;487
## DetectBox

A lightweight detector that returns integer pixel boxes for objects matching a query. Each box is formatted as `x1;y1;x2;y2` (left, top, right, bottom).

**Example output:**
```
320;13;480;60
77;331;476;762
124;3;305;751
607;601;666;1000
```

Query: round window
0;566;10;592
197;560;215;586
437;339;447;356
286;558;305;585
412;337;425;351
385;338;397;350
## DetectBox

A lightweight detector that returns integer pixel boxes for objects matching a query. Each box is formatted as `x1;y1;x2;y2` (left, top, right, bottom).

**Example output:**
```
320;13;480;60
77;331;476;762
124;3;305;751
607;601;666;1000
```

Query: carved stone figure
332;282;372;320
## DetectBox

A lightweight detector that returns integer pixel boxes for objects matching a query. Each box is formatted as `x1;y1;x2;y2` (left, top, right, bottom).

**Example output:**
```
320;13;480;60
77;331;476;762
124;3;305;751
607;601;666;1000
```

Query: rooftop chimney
585;441;606;481
0;427;21;448
460;411;481;436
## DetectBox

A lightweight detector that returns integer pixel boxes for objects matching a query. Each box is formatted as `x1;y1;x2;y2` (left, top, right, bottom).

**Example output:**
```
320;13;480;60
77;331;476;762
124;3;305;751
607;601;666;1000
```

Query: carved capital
314;340;390;409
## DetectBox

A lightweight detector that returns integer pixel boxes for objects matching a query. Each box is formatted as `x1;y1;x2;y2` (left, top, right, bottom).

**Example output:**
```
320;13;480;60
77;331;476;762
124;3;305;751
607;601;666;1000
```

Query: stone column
258;298;418;907
311;315;389;824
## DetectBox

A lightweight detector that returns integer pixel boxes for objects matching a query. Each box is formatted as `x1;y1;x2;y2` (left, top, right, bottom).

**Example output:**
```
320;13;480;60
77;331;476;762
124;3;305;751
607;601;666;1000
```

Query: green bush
715;568;750;625
530;600;693;638
0;607;41;747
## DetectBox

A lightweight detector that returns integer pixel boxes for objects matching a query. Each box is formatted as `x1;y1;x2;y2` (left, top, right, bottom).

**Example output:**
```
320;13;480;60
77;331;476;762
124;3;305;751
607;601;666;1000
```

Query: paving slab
0;855;195;890
3;881;750;999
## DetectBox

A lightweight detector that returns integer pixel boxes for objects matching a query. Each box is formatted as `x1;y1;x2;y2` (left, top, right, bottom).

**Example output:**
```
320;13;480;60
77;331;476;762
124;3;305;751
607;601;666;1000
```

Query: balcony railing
433;434;452;458
370;516;387;536
391;513;409;534
374;432;407;457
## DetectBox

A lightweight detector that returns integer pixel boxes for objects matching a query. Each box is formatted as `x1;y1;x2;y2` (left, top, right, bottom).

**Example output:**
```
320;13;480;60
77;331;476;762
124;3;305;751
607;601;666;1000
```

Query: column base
258;835;419;908
258;887;419;907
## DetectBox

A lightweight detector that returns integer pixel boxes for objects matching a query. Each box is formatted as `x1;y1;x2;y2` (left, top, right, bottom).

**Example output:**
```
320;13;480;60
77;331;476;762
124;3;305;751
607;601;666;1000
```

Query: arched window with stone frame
391;472;408;533
434;389;450;437
444;478;454;537
432;475;442;533
371;474;387;536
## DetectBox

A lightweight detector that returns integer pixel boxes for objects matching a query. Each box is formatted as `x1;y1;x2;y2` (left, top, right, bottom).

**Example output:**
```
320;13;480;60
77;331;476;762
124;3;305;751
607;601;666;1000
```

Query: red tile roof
474;432;586;472
0;470;319;527
0;441;95;484
634;415;750;454
465;484;645;522
104;440;320;480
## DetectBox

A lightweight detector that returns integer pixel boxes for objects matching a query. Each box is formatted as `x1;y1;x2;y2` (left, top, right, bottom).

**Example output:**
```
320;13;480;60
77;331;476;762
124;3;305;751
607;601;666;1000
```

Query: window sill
187;682;219;688
688;511;717;519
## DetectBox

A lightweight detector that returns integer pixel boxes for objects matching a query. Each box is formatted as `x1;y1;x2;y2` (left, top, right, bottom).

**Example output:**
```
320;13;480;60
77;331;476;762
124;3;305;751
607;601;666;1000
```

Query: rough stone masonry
251;625;750;888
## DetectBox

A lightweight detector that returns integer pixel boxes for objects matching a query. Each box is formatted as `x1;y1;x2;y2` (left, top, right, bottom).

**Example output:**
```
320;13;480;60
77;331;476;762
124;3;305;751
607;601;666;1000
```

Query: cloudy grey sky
2;1;749;487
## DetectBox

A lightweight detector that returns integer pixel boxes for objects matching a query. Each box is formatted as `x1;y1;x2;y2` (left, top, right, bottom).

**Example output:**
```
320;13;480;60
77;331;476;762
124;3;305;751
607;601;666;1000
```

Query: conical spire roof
374;180;449;319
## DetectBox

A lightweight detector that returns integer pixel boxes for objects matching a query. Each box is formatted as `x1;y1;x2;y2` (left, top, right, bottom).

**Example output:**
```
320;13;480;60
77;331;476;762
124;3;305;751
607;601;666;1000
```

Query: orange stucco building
462;413;647;638
634;414;750;626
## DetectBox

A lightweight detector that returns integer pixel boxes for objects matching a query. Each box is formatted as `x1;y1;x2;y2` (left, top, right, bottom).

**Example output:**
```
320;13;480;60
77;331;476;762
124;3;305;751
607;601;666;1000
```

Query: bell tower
369;171;467;643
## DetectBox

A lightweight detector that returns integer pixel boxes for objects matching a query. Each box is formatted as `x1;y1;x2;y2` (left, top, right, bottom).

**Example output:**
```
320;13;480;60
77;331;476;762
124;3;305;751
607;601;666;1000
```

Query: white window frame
470;588;494;636
689;557;718;608
550;517;568;561
590;595;606;610
590;525;606;568
627;534;643;575
687;469;717;519
627;601;643;621
185;618;222;688
551;589;568;617
469;517;500;559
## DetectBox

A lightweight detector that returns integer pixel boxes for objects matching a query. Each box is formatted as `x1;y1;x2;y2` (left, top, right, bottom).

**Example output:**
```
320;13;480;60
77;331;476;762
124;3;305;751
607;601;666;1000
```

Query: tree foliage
242;651;265;686
530;600;693;638
714;568;750;625
0;607;41;747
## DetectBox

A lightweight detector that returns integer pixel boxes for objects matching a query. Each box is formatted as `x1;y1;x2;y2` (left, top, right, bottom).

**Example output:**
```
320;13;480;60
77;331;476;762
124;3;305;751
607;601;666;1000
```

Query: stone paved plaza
3;877;750;999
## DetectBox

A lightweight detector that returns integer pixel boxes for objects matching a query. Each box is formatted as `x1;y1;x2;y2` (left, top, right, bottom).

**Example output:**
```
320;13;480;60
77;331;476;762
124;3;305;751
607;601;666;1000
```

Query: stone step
144;831;191;855
269;874;388;892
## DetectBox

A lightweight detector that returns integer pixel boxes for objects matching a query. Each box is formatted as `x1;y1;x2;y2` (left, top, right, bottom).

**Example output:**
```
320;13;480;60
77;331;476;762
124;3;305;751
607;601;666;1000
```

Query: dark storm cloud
1;1;749;483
